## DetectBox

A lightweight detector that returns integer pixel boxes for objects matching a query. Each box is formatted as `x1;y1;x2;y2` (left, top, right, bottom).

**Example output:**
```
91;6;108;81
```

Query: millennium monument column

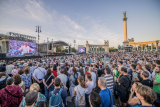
123;11;129;46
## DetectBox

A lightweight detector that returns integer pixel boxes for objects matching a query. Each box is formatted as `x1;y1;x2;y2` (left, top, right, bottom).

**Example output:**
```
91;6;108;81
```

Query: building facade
86;40;109;53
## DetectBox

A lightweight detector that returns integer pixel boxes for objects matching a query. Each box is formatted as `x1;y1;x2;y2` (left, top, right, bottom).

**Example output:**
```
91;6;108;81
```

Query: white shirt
19;45;34;55
74;85;86;101
152;67;157;78
85;81;94;94
90;72;96;88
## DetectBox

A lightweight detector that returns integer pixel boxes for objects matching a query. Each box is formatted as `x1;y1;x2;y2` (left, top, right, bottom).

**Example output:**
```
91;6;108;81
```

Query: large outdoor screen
78;47;85;53
9;40;37;56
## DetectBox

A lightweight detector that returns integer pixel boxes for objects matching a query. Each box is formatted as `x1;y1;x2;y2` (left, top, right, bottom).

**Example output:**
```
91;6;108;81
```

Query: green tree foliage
71;47;76;52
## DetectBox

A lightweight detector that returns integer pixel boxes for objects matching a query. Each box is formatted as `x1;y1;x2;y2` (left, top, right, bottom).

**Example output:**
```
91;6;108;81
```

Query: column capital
123;18;127;21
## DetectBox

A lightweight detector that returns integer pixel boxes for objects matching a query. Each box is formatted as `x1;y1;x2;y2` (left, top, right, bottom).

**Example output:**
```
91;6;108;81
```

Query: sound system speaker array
0;53;6;58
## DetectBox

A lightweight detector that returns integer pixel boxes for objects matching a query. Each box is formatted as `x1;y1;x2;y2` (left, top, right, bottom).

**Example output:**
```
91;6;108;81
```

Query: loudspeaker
0;53;6;58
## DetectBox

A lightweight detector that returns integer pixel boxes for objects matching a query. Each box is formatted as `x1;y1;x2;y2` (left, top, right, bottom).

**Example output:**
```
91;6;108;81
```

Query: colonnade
129;40;160;51
86;40;109;53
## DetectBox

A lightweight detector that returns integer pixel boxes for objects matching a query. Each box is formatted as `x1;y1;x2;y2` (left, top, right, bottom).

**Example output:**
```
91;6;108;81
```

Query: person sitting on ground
24;91;38;107
19;83;46;107
128;82;142;107
89;91;102;107
0;78;23;107
98;77;113;107
49;77;67;107
136;85;157;107
140;70;153;87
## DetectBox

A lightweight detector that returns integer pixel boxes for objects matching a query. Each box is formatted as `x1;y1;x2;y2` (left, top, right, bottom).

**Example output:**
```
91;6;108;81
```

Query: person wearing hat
0;78;23;107
24;91;38;107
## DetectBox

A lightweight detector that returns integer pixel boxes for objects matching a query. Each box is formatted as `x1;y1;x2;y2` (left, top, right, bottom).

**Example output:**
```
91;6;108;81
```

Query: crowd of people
0;51;159;107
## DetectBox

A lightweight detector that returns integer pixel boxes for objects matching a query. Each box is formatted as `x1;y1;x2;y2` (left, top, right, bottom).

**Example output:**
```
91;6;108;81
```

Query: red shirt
0;85;23;107
52;70;57;77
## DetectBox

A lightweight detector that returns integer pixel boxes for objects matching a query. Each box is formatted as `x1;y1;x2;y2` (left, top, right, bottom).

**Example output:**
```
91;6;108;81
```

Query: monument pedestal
123;41;129;46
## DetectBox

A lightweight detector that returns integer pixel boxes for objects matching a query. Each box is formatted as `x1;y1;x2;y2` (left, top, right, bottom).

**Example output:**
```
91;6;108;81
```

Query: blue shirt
21;73;32;88
99;88;113;107
33;67;46;79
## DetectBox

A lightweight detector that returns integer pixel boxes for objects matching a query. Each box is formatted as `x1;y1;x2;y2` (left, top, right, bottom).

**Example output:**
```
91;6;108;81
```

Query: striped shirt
103;74;114;93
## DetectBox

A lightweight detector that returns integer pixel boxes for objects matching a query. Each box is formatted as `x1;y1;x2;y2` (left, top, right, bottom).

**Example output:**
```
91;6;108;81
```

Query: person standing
43;69;54;106
0;78;23;107
117;67;131;107
103;67;114;93
57;68;68;88
33;63;46;94
21;67;32;92
140;70;153;87
74;76;87;107
6;62;14;77
88;67;96;88
98;77;113;107
85;73;94;107
153;66;160;107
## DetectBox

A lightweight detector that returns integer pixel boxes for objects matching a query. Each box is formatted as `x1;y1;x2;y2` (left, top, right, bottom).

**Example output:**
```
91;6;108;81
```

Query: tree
109;47;118;52
71;47;76;52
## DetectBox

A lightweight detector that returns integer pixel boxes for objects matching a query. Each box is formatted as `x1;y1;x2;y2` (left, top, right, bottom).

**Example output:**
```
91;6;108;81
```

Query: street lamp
36;25;41;55
73;40;76;53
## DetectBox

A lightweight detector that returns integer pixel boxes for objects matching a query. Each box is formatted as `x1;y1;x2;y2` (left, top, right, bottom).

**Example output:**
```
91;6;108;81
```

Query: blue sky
0;0;160;48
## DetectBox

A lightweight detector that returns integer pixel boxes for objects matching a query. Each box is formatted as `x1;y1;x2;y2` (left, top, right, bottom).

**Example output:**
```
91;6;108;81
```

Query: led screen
9;40;37;56
78;47;85;53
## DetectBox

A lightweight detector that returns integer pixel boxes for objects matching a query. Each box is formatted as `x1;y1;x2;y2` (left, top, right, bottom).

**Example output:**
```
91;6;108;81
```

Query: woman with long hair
52;64;57;77
20;67;32;92
74;76;87;107
43;69;54;106
70;67;81;102
13;74;25;94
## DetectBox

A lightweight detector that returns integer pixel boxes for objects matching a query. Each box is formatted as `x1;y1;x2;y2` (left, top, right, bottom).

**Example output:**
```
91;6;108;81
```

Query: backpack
0;76;8;90
49;89;63;107
77;87;85;107
73;73;78;86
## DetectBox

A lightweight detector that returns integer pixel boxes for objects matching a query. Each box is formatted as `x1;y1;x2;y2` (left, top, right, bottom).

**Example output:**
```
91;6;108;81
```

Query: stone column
123;13;129;46
151;43;153;51
156;43;158;51
137;45;138;51
145;44;148;51
124;20;127;41
141;44;143;51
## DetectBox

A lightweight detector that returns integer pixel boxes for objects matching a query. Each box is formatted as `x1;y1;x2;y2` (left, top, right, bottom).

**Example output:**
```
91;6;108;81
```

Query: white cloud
0;0;122;48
